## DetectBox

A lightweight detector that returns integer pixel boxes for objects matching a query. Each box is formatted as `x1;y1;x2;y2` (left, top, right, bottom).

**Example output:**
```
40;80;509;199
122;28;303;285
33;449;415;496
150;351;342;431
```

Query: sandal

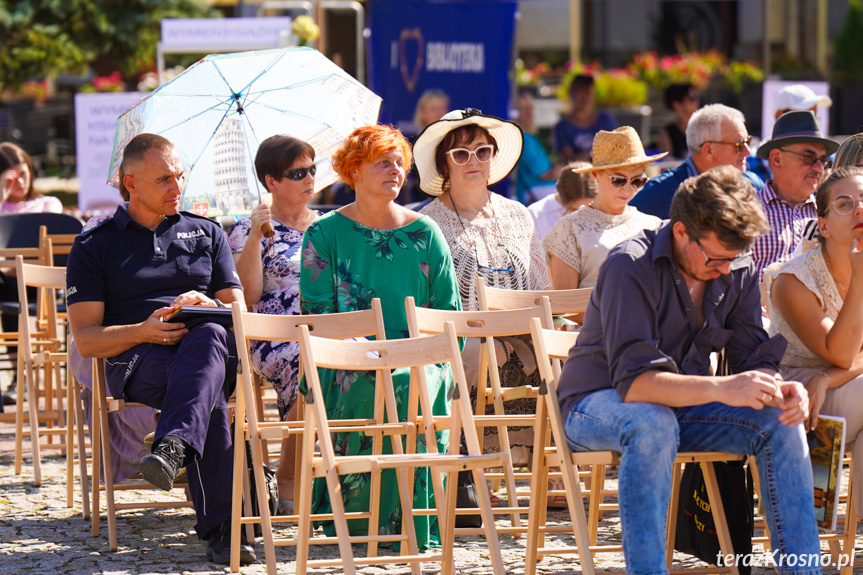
546;476;567;508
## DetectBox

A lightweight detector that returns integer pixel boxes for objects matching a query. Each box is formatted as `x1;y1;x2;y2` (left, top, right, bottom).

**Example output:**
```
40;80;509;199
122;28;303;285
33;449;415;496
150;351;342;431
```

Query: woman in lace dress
414;108;548;468
227;135;320;512
543;127;665;289
767;166;863;518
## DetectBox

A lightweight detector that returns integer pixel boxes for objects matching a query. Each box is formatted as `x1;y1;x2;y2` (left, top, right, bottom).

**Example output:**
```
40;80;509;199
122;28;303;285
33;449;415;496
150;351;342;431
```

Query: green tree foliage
0;0;215;92
835;0;863;85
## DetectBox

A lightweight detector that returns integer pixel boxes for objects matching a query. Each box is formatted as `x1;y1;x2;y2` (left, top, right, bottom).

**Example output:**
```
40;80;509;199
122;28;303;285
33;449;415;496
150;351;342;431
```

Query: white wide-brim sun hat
413;108;523;196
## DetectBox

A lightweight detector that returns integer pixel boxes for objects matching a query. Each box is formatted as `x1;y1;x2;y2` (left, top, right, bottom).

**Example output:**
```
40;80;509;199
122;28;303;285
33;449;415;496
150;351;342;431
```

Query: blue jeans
564;389;822;575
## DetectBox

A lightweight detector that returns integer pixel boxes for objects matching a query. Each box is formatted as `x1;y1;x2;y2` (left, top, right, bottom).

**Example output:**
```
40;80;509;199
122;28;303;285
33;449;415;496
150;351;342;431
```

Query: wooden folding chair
478;281;592;320
527;318;742;575
295;320;506;575
229;300;391;572
13;256;71;488
405;295;553;533
89;356;192;551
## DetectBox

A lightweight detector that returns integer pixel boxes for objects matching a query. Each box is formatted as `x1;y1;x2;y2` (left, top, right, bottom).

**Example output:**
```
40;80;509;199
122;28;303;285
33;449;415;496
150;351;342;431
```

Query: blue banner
368;0;517;136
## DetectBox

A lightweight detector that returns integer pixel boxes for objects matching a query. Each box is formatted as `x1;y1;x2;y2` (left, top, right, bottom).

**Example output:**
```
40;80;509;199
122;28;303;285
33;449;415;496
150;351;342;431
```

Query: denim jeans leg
677;403;822;575
564;389;679;575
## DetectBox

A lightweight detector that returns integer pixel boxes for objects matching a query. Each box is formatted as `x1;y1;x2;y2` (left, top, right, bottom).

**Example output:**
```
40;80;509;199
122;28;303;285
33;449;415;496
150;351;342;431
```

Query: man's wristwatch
213;298;227;308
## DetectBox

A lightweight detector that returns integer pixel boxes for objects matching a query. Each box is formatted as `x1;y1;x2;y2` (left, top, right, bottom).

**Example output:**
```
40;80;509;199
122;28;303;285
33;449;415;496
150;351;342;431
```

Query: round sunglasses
282;164;317;181
607;174;648;190
446;145;495;166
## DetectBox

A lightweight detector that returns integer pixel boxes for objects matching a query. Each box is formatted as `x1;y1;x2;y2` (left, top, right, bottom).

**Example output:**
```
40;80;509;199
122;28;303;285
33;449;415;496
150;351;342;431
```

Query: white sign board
74;92;145;213
161;17;293;49
761;80;832;142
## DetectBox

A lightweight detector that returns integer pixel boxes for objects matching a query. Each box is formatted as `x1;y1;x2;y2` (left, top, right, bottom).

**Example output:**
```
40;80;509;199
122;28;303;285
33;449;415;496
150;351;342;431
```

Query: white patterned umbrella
107;47;381;217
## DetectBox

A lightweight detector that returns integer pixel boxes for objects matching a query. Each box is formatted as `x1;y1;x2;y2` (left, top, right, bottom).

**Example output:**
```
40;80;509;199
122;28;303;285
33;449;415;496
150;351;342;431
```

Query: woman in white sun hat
416;108;548;471
543;126;666;289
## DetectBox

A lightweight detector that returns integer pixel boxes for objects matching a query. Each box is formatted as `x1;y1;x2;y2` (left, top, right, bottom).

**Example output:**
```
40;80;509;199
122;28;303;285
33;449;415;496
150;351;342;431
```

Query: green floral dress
299;211;461;549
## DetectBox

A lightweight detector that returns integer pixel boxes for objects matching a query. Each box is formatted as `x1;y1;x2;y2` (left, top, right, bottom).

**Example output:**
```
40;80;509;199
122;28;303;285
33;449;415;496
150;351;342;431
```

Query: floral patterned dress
227;215;317;419
300;211;461;549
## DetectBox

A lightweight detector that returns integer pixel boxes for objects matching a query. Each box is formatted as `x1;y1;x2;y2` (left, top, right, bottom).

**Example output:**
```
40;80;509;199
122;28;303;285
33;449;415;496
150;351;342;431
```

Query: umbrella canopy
108;47;382;217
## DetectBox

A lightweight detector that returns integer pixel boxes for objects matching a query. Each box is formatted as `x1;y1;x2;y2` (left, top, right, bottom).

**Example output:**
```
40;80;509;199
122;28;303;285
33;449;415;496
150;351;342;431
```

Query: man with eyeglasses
751;110;839;281
557;166;821;575
631;103;765;219
66;133;256;564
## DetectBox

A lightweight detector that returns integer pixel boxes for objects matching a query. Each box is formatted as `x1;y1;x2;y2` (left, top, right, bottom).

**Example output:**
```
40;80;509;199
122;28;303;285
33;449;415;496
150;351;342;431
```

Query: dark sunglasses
778;148;832;169
704;136;752;154
608;174;648;190
694;237;749;268
282;164;317;181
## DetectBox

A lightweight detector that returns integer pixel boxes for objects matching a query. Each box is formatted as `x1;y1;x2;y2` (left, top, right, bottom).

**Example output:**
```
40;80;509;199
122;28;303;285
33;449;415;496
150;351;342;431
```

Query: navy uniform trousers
108;322;237;539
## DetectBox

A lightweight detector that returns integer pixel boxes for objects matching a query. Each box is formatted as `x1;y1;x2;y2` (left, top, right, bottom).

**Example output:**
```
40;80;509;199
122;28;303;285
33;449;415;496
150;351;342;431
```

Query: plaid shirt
752;180;816;282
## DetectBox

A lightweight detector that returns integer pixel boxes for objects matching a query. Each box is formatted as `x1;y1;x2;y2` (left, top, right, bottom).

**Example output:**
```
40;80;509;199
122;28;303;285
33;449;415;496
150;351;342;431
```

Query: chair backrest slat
301;328;456;370
477;278;592;315
406;297;552;337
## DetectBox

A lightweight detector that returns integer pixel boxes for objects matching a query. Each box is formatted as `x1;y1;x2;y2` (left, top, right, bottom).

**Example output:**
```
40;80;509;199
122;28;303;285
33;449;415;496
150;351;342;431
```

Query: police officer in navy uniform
67;133;255;564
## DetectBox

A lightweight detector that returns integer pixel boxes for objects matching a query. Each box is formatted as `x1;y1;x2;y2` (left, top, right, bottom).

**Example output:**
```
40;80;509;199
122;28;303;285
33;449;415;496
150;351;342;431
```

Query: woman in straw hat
543;126;666;289
415;108;548;473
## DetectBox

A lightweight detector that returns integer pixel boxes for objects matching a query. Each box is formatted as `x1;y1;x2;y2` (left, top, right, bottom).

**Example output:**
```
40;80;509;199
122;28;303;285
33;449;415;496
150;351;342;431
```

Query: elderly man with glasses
750;111;839;281
631;104;765;220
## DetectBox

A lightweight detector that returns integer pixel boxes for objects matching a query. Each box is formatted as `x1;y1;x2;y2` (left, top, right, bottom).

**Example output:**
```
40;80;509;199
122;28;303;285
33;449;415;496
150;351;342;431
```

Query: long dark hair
0;142;35;200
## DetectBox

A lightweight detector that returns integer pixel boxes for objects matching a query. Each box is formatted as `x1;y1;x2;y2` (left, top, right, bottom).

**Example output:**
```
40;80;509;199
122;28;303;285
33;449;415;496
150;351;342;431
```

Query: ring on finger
761;392;770;403
163;337;167;344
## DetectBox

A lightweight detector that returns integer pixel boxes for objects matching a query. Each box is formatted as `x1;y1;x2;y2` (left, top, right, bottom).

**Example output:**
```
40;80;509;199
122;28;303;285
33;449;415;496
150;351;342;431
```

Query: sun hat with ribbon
756;110;839;159
570;126;667;173
413;108;523;196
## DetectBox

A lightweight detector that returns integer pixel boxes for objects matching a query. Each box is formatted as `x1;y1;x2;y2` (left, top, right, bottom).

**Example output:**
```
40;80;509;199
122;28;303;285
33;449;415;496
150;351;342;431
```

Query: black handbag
455;434;482;528
245;441;280;535
674;460;754;575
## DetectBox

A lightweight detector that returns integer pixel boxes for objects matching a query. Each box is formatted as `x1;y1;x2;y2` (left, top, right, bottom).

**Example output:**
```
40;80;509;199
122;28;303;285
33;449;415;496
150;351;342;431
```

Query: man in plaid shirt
751;111;838;281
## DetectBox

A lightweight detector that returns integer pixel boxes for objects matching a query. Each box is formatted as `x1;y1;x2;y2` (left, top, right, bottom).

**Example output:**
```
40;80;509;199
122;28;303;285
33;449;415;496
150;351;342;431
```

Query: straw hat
571;126;667;173
413;108;523;196
756;110;838;159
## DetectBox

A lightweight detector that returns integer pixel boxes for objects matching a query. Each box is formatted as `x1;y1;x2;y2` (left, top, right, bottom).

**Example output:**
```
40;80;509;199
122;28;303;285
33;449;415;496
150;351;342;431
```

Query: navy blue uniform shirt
66;204;242;325
557;221;786;415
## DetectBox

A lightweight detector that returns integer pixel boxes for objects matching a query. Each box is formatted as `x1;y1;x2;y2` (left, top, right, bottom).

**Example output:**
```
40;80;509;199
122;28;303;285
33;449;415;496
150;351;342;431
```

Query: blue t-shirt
553;112;617;158
516;132;556;204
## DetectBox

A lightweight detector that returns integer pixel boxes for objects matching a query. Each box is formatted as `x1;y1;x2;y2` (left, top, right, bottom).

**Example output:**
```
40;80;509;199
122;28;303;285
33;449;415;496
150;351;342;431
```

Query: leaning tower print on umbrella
107;47;382;218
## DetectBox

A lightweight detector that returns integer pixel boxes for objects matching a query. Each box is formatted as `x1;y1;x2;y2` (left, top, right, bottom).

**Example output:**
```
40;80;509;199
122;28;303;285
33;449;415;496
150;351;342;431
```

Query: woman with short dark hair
227;134;320;513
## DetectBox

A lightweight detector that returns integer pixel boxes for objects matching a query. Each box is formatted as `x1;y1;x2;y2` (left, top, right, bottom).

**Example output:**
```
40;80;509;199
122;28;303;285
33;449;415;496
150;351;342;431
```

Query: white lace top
420;194;549;311
766;247;841;369
542;205;661;289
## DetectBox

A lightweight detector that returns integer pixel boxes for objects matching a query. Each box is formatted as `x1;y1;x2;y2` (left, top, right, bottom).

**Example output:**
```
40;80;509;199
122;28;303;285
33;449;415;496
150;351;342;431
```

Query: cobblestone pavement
1;413;860;574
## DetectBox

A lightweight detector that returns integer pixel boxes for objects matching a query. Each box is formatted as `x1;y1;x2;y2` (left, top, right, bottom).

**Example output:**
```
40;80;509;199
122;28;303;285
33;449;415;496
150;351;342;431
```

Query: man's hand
169;290;217;310
145;307;188;345
716;370;783;410
773;381;810;428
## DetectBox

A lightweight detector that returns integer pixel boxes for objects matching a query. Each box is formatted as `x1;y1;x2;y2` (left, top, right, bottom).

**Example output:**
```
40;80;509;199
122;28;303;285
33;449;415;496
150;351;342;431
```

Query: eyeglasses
827;194;863;215
778;148;832;169
608;174;648;190
704;136;752;154
282;164;316;181
476;242;515;275
694;237;749;268
447;145;495;166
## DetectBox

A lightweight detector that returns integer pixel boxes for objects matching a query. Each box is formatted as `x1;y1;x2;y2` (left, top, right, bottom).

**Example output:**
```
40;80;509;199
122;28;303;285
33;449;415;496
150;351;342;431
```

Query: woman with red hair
299;124;460;547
